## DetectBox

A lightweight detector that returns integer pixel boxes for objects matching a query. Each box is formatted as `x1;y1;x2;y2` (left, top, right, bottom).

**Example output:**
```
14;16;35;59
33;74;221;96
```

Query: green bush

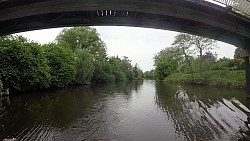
0;36;51;91
165;70;245;88
99;72;115;83
74;49;95;84
43;44;76;87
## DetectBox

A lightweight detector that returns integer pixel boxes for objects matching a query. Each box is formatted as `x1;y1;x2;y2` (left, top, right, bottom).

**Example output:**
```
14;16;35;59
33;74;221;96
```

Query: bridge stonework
0;0;250;48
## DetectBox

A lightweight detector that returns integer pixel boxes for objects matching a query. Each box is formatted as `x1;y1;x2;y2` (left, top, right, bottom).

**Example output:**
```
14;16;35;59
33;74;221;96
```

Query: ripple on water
0;81;250;141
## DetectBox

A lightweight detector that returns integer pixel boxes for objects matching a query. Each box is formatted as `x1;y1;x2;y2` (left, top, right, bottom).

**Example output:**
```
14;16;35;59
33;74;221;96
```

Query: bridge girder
0;0;250;48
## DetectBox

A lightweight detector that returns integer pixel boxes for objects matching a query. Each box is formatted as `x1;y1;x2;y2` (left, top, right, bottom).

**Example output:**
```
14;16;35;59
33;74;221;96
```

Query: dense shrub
0;36;51;91
74;49;95;84
165;70;245;88
43;44;76;87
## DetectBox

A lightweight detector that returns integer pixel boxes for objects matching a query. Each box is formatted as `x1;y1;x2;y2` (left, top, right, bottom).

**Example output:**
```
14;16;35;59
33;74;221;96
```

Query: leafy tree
234;47;244;59
172;33;194;78
133;63;143;79
216;57;232;70
121;56;134;80
155;61;176;81
154;47;182;80
43;44;76;87
201;52;217;71
56;27;107;61
233;47;246;70
74;49;95;84
109;56;126;81
98;61;116;82
0;35;50;91
144;69;155;79
202;51;217;61
56;27;107;83
190;35;217;74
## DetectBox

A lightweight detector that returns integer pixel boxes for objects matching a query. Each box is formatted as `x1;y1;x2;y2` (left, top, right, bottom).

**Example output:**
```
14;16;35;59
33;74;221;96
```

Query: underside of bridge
0;0;250;49
0;0;250;98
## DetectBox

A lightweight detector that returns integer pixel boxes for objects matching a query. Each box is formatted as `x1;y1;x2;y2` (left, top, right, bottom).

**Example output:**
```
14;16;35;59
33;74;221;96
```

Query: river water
0;80;250;141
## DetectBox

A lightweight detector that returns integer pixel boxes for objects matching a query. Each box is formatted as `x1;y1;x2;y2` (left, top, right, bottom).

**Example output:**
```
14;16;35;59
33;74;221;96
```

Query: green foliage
0;35;51;91
155;61;177;81
56;26;108;83
98;61;115;82
99;72;116;83
165;70;245;88
0;26;144;92
155;33;247;89
190;34;217;74
100;56;143;82
202;59;217;71
43;44;76;87
144;69;155;79
122;56;135;80
172;33;194;76
154;47;183;66
133;63;143;80
109;56;126;81
154;47;182;80
56;27;107;61
56;26;142;83
234;47;243;59
74;49;95;84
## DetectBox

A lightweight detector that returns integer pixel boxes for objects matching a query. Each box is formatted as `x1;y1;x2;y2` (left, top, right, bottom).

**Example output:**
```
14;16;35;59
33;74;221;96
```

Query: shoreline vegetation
0;26;143;94
1;28;248;94
144;33;248;90
164;70;245;89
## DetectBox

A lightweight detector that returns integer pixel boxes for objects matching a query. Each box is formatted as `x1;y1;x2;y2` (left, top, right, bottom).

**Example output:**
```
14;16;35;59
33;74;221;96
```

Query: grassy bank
165;70;245;88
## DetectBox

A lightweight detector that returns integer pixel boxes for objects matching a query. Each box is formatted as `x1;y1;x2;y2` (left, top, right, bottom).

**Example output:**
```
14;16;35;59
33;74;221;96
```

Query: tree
234;47;243;59
121;56;134;80
200;52;218;71
133;63;143;79
56;27;107;83
56;27;107;61
98;61;116;82
109;56;126;81
155;61;176;81
43;44;76;87
0;35;51;91
172;33;194;78
154;47;183;80
190;35;217;75
74;49;95;84
144;69;155;79
202;51;217;60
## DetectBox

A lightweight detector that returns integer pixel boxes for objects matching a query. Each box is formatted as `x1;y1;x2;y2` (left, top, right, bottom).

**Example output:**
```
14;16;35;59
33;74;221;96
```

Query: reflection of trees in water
0;81;144;140
155;82;249;141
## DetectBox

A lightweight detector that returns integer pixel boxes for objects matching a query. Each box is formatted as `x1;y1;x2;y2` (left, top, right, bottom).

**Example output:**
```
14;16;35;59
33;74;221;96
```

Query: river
0;80;250;141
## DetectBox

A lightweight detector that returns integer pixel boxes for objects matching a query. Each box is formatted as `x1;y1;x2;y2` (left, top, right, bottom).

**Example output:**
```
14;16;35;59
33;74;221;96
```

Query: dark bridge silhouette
0;0;250;49
0;0;250;99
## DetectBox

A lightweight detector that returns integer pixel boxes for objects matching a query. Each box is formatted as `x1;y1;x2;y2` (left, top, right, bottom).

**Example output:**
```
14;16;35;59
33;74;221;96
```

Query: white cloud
17;28;63;44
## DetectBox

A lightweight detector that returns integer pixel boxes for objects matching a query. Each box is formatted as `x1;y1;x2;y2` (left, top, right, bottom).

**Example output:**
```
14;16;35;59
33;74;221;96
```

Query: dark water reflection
0;80;250;141
155;82;250;141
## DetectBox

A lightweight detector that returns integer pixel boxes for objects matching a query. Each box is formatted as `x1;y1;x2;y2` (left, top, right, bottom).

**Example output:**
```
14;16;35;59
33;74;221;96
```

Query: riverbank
164;70;245;88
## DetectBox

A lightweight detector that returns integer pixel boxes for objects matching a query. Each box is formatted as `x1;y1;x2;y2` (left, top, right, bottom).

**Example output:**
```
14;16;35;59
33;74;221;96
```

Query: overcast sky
18;26;236;72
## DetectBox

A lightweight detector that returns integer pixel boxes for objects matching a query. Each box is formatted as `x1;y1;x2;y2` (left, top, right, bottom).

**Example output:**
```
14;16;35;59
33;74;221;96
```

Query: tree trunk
199;49;203;76
182;47;194;79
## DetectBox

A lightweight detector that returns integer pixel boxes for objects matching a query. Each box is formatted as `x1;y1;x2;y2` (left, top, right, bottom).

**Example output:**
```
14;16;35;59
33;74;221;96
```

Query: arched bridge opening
0;0;250;98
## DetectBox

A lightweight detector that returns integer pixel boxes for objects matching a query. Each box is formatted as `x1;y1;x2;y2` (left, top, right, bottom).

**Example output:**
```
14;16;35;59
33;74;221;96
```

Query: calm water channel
1;80;250;141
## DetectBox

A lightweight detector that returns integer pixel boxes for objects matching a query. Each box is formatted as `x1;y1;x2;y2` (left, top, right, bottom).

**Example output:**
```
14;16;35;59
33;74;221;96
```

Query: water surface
0;80;250;141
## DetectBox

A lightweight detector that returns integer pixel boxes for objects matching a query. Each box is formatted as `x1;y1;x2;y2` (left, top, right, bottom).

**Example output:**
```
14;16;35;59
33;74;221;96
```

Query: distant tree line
144;33;246;81
0;26;143;93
